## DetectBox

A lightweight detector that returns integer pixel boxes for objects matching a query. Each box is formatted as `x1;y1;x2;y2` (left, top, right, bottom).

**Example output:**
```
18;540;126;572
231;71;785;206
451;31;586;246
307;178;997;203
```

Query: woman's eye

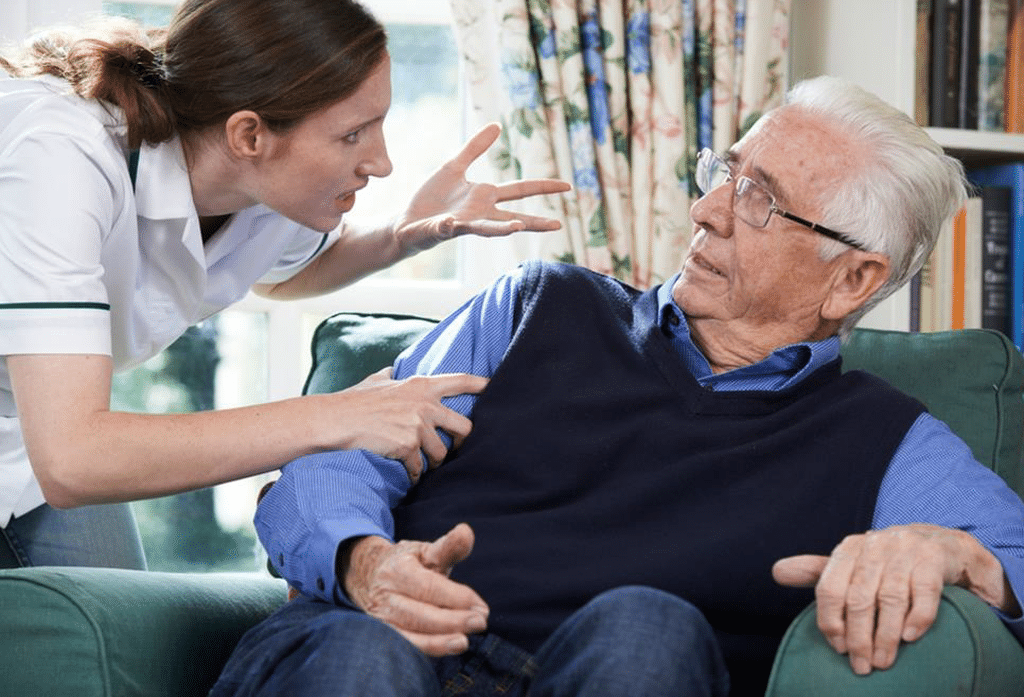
342;130;361;144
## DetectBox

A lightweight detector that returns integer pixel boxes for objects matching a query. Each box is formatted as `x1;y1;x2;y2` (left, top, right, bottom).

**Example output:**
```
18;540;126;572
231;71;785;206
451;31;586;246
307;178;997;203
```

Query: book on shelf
968;164;1023;349
916;0;932;126
930;0;964;128
956;196;984;328
978;0;1010;130
1009;0;1024;132
979;186;1013;336
912;185;1014;341
959;0;981;129
921;0;1020;132
919;211;955;332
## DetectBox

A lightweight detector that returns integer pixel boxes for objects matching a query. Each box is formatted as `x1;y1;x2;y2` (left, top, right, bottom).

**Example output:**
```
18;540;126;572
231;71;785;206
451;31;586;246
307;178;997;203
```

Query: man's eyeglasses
694;148;869;251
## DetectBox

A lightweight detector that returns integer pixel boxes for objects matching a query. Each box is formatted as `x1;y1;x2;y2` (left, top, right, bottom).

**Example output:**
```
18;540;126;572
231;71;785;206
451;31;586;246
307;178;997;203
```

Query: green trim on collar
0;302;110;311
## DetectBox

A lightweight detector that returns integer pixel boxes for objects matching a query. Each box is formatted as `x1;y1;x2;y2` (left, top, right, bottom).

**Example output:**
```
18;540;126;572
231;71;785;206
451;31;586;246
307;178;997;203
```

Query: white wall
788;0;916;331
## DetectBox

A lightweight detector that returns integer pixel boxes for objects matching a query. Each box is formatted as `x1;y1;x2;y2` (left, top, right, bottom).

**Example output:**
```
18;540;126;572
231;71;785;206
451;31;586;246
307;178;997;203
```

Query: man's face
672;107;860;342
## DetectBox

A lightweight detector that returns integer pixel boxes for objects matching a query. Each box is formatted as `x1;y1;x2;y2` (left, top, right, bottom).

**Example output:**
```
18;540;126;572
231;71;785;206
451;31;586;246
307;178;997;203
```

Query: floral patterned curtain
450;0;790;288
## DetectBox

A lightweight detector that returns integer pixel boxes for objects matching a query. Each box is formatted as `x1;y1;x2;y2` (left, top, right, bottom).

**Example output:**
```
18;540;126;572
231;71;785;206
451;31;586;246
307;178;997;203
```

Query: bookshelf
790;0;1024;331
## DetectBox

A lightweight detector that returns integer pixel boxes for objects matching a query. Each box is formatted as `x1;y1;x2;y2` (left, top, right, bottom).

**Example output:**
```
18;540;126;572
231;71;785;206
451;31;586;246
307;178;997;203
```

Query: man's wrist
958;531;1020;615
335;535;391;608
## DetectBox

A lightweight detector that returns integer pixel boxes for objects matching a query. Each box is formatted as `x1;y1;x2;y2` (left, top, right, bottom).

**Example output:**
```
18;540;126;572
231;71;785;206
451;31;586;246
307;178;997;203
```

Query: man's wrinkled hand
340;523;489;657
773;524;1016;677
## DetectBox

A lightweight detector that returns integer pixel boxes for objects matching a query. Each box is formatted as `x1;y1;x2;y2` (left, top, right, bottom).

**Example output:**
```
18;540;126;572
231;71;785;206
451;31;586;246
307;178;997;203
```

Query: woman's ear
223;110;267;160
821;251;891;321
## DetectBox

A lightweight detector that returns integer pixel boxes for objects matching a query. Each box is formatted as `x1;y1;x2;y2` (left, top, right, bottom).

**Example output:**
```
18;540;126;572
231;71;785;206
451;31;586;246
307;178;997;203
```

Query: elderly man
212;76;1024;697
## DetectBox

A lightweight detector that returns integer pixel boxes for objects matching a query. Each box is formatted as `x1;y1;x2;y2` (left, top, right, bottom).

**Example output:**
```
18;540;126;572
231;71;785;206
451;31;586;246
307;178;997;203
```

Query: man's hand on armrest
773;524;1021;676
337;523;489;657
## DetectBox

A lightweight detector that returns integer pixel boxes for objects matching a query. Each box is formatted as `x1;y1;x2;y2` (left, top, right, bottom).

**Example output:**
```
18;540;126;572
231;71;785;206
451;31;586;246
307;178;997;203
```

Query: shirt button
316;577;325;592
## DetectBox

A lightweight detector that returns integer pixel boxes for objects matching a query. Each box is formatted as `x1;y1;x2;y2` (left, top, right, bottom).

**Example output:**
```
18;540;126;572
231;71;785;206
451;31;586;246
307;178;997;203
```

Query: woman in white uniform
0;0;569;568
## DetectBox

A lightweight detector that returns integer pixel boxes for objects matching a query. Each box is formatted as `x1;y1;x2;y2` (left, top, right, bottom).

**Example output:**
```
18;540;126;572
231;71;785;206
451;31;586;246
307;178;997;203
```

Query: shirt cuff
989;548;1024;642
273;517;393;606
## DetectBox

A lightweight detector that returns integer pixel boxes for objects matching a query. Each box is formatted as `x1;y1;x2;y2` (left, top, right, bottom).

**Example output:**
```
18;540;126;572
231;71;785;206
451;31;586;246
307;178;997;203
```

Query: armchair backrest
842;327;1024;497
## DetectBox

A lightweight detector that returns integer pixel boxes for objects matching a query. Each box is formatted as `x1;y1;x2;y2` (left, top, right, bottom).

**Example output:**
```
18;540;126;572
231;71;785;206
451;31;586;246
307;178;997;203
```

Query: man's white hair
783;76;968;338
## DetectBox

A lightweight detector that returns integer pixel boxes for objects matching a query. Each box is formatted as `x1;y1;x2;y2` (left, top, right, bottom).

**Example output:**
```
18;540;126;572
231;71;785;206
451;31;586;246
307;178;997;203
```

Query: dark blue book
969;164;1024;349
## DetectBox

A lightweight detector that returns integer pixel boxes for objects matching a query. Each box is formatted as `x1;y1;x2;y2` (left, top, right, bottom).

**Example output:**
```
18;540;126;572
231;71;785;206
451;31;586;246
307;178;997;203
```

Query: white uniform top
0;73;339;522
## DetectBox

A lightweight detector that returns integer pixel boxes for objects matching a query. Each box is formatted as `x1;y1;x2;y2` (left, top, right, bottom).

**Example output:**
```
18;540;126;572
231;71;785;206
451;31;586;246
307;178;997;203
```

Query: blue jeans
212;585;730;697
0;502;147;569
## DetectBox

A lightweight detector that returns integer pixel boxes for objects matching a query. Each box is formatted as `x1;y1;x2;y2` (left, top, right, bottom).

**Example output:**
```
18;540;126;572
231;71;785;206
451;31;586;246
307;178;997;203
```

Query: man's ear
821;251;891;321
223;110;269;161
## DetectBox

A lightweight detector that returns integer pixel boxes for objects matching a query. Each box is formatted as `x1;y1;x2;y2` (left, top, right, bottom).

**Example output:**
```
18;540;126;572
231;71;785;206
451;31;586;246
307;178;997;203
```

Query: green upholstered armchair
1;315;1021;697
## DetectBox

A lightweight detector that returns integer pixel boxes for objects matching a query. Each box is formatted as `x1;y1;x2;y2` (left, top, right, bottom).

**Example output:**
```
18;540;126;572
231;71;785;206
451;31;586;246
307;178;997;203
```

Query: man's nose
689;182;734;239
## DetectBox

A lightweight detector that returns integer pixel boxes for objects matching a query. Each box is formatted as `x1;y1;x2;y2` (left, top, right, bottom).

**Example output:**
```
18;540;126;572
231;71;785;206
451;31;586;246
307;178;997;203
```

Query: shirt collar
133;135;195;222
655;273;841;391
131;136;280;268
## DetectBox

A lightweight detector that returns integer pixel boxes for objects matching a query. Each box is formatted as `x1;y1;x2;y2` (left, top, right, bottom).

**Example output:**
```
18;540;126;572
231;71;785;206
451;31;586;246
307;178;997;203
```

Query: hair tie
130;53;165;89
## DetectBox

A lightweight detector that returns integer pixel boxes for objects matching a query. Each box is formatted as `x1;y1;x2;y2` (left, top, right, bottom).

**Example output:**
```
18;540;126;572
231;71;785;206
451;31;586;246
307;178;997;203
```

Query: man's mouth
693;253;725;277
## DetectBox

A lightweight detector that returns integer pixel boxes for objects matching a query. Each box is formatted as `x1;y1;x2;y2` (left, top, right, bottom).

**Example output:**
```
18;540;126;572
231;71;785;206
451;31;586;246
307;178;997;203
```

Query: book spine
916;0;932;127
909;272;922;332
931;0;963;127
978;0;1009;131
959;0;981;128
968;165;1024;350
963;196;984;328
1008;0;1024;132
980;186;1012;335
952;205;967;328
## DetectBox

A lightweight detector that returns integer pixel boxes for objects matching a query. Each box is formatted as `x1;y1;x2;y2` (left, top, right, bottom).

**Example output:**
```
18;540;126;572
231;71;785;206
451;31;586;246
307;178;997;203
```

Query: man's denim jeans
212;585;730;696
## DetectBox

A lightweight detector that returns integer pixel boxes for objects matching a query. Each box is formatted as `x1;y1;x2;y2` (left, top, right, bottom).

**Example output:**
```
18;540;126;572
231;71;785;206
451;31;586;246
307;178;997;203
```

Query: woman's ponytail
1;19;176;148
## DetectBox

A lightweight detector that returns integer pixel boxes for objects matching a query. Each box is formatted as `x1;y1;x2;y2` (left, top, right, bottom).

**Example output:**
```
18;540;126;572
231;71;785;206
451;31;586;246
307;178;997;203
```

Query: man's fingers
812;543;858;657
395;626;470;658
772;555;829;587
902;572;944;642
842;553;886;676
423;523;477;576
377;587;487;638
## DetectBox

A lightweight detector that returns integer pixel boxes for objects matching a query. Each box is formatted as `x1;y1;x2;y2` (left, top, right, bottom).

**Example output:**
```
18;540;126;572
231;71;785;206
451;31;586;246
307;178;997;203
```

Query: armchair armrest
765;586;1024;696
0;566;286;697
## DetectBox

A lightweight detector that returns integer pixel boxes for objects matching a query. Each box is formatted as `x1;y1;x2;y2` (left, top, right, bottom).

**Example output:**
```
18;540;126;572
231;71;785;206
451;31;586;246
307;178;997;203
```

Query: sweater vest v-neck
393;262;925;693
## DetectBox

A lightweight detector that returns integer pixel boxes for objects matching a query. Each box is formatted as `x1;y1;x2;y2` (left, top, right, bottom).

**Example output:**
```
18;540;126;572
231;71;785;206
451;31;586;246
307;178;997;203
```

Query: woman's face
253;54;394;232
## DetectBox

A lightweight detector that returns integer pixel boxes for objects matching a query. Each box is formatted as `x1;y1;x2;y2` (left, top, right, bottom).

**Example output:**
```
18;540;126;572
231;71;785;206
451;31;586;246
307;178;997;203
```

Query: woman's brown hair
0;0;387;149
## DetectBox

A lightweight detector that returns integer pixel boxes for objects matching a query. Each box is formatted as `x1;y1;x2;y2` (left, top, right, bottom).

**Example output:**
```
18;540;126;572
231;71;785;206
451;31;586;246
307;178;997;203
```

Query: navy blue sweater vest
393;262;925;694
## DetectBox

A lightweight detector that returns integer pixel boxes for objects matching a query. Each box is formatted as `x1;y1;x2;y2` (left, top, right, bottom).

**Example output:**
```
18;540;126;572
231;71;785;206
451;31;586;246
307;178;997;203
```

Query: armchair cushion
303;311;438;396
0;566;286;697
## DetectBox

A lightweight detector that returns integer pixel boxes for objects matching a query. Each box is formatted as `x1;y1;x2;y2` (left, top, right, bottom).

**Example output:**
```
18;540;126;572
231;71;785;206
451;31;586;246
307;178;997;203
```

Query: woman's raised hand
395;122;571;254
